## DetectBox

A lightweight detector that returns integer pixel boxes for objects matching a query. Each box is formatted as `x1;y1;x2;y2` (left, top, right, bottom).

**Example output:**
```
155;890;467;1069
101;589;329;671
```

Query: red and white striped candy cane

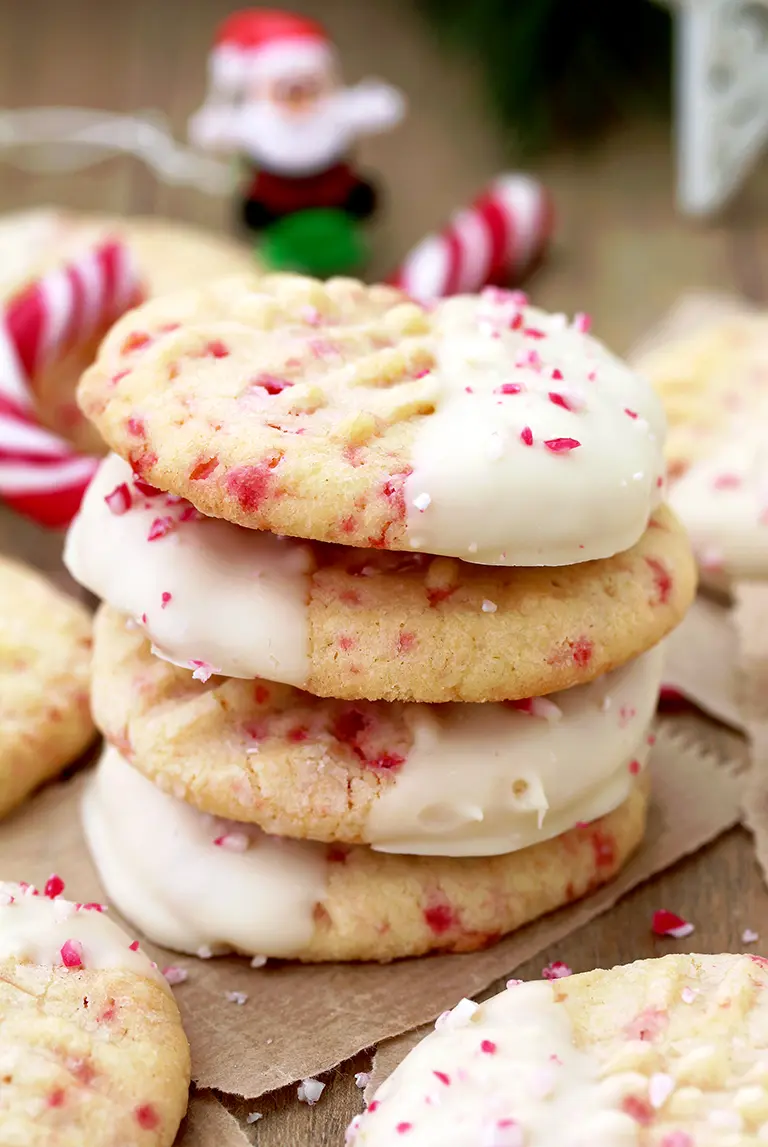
389;174;554;302
0;237;143;528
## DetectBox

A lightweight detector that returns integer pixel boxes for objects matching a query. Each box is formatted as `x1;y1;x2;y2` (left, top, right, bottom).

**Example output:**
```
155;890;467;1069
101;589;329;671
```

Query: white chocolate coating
368;645;663;856
404;295;667;566
82;746;327;959
348;982;639;1146
670;407;768;581
65;453;313;683
0;880;169;991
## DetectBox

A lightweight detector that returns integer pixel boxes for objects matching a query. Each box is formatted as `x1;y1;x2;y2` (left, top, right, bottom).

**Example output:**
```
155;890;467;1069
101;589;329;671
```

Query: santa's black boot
344;178;378;221
239;197;279;232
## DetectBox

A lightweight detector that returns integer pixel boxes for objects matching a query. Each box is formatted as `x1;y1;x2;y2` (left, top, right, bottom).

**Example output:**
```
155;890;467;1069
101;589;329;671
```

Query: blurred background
2;0;765;355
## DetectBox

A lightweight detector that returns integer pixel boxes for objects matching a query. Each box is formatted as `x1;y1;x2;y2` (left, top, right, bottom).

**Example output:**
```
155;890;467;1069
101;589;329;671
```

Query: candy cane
389;174;554;302
0;238;142;528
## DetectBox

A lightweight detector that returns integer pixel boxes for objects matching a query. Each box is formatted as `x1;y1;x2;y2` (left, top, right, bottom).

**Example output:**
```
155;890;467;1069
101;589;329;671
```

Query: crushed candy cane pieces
60;939;84;968
298;1078;325;1105
246;1111;263;1124
162;965;188;986
225;990;248;1005
652;910;694;939
742;928;759;944
542;960;572;980
44;874;65;899
354;1072;370;1089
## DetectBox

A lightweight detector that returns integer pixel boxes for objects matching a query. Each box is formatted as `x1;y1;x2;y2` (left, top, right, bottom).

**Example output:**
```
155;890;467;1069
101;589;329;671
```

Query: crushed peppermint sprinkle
544;437;581;453
160;592;172;608
250;954;268;968
0;890;14;906
506;696;562;721
573;312;591;333
481;599;498;613
742;928;759;944
480;1039;497;1055
128;940;140;951
44;874;65;899
436;998;479;1031
625;408;638;420
681;986;697;1004
542;961;572;980
354;1072;370;1089
506;979;523;989
246;1112;263;1124
298;1078;325;1105
412;492;431;512
520;426;534;447
649;1072;675;1108
495;382;523;395
105;483;132;515
197;945;214;959
225;991;248;1005
163;965;188;985
189;660;216;683
147;516;175;542
60;939;84;968
548;392;577;412
652;910;694;939
213;832;250;852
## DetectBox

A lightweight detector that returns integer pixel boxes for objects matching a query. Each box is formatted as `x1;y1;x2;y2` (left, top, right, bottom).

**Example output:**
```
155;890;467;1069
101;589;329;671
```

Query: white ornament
669;0;768;214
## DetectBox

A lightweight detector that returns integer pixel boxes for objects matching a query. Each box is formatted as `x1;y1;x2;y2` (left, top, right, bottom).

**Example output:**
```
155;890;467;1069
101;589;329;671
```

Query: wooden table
1;2;768;1142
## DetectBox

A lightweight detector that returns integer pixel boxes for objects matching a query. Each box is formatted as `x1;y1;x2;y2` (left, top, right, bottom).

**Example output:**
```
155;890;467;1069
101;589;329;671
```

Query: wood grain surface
1;2;768;1143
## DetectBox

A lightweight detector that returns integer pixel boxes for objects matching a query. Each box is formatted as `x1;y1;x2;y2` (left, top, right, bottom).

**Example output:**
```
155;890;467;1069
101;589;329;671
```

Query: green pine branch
417;0;672;153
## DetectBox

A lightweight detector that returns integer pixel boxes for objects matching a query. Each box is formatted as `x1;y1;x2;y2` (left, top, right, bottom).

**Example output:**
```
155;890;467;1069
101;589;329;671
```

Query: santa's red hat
210;9;335;89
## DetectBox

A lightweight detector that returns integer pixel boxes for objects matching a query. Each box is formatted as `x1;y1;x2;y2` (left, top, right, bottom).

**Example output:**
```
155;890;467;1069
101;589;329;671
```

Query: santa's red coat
244;162;359;216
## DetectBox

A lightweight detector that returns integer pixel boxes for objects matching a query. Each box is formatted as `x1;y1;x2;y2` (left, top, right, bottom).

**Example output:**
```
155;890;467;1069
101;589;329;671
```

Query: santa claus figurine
189;8;405;231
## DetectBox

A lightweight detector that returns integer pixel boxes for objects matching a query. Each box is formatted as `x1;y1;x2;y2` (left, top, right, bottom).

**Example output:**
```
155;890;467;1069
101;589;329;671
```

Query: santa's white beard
232;97;354;176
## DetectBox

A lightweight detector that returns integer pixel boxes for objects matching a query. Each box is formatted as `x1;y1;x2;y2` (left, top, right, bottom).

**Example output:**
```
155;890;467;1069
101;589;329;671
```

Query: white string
0;107;233;196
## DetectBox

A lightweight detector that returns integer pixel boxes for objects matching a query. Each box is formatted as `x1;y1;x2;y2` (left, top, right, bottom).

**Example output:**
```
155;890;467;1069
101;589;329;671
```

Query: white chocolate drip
405;296;666;566
0;881;169;992
65;453;313;684
82;746;327;959
367;646;663;856
350;982;639;1146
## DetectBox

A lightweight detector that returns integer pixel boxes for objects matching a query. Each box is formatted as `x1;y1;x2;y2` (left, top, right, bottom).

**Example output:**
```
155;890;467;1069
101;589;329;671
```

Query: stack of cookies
65;274;696;963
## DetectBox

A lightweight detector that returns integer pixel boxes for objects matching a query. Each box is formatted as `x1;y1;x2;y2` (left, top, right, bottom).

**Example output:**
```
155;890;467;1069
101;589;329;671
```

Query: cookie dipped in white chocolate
670;401;768;583
367;644;663;856
349;953;768;1146
403;293;667;566
65;453;313;684
0;880;169;991
82;745;327;959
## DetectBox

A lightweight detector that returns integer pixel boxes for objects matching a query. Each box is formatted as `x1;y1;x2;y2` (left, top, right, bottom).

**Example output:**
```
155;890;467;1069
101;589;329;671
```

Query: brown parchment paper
734;583;768;882
177;1094;250;1147
0;719;743;1108
664;596;743;730
627;291;759;734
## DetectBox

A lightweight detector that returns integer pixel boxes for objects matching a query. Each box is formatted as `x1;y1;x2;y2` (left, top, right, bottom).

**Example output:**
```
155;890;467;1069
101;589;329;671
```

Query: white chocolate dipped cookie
91;604;661;855
83;745;648;963
77;275;667;566
669;399;768;585
66;453;694;703
0;879;189;1146
0;207;256;454
349;953;768;1145
0;557;95;820
635;311;768;481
